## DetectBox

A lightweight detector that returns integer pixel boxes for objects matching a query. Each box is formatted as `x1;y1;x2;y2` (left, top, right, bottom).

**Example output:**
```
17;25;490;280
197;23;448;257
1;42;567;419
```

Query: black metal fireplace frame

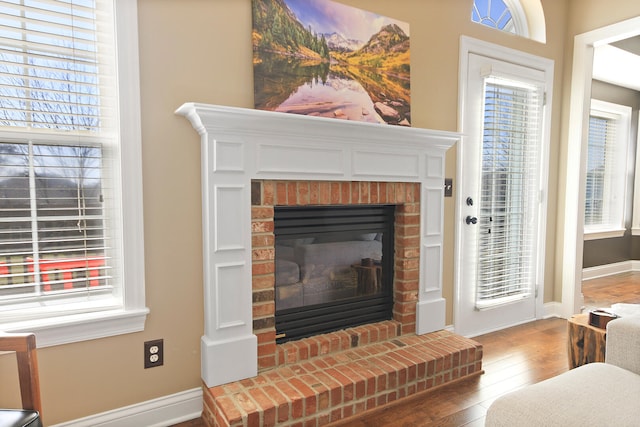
274;204;395;343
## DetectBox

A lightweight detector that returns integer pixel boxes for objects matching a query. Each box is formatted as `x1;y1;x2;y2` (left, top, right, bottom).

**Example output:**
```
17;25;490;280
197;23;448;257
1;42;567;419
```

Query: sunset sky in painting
283;0;410;42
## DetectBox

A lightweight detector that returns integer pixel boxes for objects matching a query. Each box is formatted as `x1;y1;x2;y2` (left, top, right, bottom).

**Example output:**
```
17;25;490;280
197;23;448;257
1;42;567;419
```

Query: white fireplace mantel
176;103;460;387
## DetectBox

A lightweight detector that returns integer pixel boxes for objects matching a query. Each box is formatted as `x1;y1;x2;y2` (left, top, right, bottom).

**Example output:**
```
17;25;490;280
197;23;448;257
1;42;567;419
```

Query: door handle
466;216;478;225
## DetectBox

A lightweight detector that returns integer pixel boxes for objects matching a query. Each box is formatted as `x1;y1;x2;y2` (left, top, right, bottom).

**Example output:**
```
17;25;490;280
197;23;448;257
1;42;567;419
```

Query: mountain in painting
357;24;409;55
252;0;330;60
324;32;364;53
336;23;410;79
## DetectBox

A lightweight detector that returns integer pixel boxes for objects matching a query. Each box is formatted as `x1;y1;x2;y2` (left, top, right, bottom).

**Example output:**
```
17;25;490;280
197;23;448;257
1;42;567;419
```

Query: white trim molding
50;388;202;427
582;260;638;281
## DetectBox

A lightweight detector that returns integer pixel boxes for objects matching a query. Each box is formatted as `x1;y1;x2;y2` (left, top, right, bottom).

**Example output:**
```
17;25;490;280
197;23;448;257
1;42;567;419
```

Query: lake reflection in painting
252;0;411;126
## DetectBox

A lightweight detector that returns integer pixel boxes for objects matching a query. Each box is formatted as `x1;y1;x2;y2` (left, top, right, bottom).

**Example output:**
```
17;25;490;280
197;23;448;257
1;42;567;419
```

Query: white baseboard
50;387;202;427
543;301;564;319
582;260;638;281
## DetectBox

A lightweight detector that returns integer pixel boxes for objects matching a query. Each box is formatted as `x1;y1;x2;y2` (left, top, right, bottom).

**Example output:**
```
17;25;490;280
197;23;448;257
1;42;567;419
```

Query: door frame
454;36;553;336
561;16;640;318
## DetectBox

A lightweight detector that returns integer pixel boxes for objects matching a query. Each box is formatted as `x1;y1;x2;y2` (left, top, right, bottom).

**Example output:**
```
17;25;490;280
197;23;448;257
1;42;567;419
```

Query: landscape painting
252;0;411;126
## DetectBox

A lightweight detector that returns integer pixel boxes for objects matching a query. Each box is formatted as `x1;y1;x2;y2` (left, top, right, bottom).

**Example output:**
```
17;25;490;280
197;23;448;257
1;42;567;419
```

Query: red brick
261;181;275;206
252;301;274;317
262;385;291;424
251;206;274;219
309;181;319;204
276;182;288;204
350;182;359;203
370;182;380;203
354;400;366;415
297;182;310;205
359;182;370;203
330;408;343;423
395;183;406;203
342;404;354;419
251;234;274;247
379;182;388;202
395;213;420;226
287;182;297;205
331;182;341;204
340;182;350;203
319;181;331;204
247;388;276;425
252;248;274;261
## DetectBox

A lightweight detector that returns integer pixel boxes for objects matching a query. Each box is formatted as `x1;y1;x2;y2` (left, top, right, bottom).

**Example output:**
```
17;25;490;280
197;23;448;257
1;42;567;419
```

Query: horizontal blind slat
475;77;542;308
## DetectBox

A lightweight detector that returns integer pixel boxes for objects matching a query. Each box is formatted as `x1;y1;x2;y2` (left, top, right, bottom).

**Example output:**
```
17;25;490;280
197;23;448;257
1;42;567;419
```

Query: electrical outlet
144;339;164;368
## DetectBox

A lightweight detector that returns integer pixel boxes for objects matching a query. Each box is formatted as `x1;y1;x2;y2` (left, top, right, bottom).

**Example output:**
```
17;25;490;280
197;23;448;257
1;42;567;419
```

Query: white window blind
585;116;615;225
584;100;631;235
475;76;543;309
0;0;120;322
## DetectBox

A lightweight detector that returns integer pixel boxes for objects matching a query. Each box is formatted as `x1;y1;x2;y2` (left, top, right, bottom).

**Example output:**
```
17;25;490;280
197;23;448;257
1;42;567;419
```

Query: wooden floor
173;272;640;427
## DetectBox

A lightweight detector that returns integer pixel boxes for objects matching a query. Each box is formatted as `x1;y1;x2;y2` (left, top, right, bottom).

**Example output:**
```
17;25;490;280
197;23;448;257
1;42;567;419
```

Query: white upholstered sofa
485;315;640;426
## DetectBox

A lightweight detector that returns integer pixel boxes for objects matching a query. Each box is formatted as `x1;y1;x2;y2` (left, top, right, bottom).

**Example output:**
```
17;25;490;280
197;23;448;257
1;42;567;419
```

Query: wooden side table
567;313;607;369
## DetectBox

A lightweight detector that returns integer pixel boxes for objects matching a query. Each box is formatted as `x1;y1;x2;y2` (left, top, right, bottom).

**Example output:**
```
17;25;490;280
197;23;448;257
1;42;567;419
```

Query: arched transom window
472;0;546;43
472;0;516;33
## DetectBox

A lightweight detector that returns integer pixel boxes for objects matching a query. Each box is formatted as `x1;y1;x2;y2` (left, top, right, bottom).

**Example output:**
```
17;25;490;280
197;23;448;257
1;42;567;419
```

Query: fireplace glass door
274;205;394;342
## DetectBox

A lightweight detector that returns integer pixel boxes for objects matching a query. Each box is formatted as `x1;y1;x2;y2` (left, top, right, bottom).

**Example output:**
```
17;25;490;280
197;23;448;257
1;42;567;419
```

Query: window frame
471;0;547;44
631;114;640;236
583;99;632;240
0;0;147;347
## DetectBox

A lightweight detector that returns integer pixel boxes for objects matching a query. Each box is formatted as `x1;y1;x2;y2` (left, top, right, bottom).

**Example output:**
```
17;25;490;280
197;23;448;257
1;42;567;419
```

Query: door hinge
535;284;539;298
543;92;547;106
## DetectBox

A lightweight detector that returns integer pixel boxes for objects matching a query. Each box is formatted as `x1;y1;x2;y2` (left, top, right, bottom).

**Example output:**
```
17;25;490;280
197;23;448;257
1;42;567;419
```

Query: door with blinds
456;51;549;337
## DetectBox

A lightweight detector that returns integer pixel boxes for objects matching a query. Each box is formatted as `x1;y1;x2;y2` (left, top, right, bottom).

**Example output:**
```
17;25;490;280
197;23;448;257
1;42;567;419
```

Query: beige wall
2;1;640;424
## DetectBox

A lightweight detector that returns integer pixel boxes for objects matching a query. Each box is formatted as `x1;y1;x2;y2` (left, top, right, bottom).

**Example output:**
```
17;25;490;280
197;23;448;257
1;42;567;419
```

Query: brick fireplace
176;104;481;425
252;179;422;371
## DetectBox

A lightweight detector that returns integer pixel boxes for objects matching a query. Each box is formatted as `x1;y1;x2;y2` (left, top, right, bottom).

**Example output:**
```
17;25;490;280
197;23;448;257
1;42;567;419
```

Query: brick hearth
200;180;483;426
202;321;482;426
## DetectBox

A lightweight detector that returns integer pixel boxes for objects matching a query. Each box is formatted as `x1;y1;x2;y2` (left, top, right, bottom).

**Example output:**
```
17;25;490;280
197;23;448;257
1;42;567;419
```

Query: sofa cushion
485;362;640;426
606;315;640;375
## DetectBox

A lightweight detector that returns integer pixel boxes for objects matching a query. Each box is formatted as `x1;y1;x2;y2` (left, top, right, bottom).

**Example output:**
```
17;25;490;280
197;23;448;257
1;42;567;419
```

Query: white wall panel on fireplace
214;185;245;251
424;188;443;237
352;150;420;178
422;244;442;293
213;139;244;172
425;155;445;179
215;262;249;329
257;144;344;176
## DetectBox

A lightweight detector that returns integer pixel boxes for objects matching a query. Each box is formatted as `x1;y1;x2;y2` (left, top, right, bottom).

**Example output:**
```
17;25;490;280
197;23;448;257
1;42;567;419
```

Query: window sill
0;307;149;347
583;229;626;240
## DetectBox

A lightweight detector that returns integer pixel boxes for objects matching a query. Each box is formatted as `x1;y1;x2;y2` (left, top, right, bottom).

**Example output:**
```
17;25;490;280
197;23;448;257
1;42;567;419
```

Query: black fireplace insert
274;204;395;343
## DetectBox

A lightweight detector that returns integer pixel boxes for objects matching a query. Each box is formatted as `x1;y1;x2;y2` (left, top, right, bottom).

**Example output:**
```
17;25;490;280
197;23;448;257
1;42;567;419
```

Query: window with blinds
584;100;631;235
0;0;119;320
475;76;543;309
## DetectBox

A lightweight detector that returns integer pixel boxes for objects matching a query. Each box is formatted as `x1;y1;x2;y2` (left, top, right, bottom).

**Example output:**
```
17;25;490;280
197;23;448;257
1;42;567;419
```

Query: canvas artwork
252;0;411;126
